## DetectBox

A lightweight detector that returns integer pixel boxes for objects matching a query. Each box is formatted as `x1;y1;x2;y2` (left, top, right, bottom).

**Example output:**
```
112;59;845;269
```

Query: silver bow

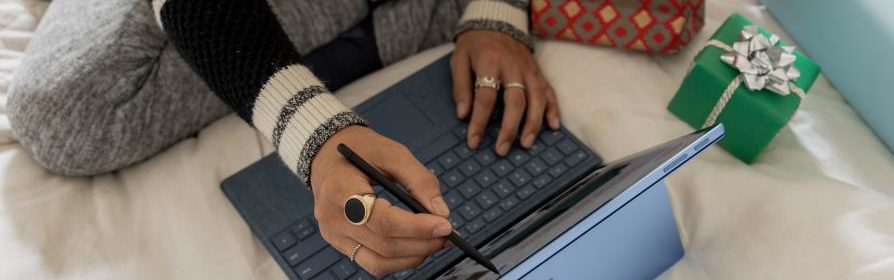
719;26;801;95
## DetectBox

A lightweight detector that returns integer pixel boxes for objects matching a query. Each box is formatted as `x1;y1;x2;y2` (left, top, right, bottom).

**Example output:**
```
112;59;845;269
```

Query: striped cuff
455;0;534;49
252;65;368;186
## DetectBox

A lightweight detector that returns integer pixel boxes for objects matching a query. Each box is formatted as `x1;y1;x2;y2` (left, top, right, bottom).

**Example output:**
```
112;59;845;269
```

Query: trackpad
361;94;435;146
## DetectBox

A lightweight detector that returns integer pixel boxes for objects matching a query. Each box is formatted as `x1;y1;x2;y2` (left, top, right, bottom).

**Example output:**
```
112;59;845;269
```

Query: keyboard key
438;151;461;169
475;190;499;209
295;224;316;240
449;213;466;229
464;218;486;234
426;162;444;176
524;158;548;176
311;272;336;280
458;160;482;177
540;147;563;165
564;150;588;166
533;174;551;189
516;185;536;200
539;130;565;145
443;191;463;208
418;133;459;163
272;231;297;251
500;197;520;211
491;160;513;177
453;124;468;139
293;219;313;234
283;234;327;265
458;181;481;198
486;126;500;138
557;138;578;155
526;140;545;156
442;170;465;188
458;202;483;220
332;260;357;279
483;207;503;222
392;270;414;280
347;273;373;280
548;163;568;177
474;149;497;165
474;170;497;187
294;247;341;280
508;169;532;187
453;145;475;159
491;180;516;198
507;150;531;167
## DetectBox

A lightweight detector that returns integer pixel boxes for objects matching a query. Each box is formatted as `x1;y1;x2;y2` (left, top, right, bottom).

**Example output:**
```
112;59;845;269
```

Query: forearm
455;0;533;48
154;0;366;185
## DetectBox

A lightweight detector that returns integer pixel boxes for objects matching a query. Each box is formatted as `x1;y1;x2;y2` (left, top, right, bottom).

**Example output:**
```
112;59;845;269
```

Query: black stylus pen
337;143;500;275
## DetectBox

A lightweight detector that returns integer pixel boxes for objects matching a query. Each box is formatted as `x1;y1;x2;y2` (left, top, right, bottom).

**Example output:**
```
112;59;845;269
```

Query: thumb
380;148;451;217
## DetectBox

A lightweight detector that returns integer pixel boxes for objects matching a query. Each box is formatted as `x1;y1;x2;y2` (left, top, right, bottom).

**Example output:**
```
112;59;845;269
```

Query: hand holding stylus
309;126;453;277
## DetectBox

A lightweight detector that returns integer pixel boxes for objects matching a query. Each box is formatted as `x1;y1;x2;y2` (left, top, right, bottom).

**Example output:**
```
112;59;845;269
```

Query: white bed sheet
1;0;893;279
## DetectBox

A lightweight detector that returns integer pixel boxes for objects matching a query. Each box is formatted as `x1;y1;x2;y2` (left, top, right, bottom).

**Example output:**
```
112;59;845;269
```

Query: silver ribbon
701;25;806;128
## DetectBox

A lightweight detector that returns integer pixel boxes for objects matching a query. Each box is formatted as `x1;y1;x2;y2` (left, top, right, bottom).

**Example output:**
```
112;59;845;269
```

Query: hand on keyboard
452;30;561;156
309;126;454;277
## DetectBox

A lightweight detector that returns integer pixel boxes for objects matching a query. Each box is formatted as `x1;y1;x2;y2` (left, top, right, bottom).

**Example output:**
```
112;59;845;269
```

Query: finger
318;200;446;258
379;146;451;217
366;198;453;238
451;52;474;119
328;234;425;277
544;83;561;130
495;71;526;156
352;228;446;258
467;66;500;149
519;73;547;148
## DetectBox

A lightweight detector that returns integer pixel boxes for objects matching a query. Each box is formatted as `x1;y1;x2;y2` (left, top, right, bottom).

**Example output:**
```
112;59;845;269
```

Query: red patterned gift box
531;0;705;53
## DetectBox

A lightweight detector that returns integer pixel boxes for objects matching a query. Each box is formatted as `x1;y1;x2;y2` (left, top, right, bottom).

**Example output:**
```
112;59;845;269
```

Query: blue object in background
762;0;894;153
520;180;683;280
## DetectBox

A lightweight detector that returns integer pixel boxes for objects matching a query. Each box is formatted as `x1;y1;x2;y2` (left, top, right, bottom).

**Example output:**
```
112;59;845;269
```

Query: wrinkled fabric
0;0;893;279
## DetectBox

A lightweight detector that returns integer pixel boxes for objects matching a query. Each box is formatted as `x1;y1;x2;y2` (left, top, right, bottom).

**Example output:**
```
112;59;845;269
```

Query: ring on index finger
475;76;501;92
344;193;376;226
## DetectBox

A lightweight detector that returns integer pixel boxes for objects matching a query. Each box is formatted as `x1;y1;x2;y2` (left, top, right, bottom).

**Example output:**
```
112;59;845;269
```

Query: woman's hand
310;126;452;277
452;30;560;156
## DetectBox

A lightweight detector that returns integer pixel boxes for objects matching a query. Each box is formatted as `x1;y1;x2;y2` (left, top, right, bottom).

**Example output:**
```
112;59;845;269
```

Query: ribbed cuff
455;0;534;49
251;64;368;187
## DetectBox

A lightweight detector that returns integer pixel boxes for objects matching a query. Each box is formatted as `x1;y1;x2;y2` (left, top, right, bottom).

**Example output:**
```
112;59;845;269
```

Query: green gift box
668;13;820;163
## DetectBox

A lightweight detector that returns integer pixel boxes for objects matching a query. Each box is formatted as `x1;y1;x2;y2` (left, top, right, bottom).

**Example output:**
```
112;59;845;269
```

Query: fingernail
433;223;452;237
468;135;481;149
497;142;510;156
522;134;536;148
431;197;450;216
456;105;467;118
549;118;560;129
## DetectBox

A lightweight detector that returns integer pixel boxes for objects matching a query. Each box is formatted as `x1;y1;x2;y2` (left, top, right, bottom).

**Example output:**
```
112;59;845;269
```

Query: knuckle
422;173;439;189
506;95;527;108
477;94;497;107
371;216;392;236
378;240;401;258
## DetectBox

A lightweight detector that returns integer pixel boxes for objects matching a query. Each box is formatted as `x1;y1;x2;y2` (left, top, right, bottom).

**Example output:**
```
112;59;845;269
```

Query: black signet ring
344;193;376;226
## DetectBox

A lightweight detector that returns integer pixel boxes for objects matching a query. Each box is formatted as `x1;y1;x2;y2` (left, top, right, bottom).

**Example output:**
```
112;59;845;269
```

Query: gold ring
504;82;525;91
344;193;376;226
350;243;363;262
475;76;501;91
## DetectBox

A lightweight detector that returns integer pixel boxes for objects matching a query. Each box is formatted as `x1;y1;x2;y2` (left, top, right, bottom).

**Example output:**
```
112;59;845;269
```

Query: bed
1;0;893;279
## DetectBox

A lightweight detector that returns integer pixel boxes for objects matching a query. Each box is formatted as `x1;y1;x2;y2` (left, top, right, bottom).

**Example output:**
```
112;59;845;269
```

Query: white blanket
1;0;893;279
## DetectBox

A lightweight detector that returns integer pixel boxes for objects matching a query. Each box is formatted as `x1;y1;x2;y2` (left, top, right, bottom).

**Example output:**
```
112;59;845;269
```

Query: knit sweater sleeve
152;0;367;186
455;0;534;48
